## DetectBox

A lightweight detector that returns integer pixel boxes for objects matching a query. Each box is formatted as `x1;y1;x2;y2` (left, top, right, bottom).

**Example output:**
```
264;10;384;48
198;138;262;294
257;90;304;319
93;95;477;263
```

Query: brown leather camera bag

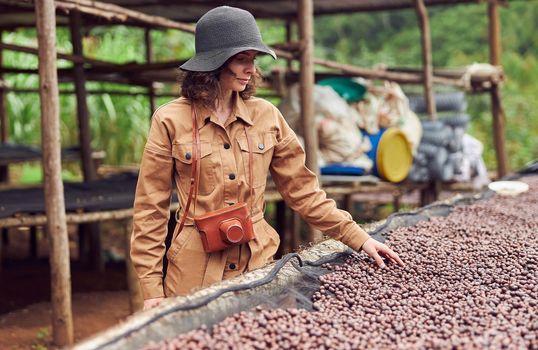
176;107;255;253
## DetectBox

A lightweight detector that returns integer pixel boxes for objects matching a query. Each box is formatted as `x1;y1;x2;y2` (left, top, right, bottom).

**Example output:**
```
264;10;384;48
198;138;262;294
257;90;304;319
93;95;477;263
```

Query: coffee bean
143;176;538;350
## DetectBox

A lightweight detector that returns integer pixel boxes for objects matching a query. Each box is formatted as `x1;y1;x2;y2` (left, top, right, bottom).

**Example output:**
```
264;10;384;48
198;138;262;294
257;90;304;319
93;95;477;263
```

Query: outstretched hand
361;238;404;268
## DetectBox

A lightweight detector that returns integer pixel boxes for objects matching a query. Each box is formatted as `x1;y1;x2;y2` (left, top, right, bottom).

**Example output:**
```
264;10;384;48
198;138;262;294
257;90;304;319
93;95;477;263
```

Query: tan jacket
131;94;370;299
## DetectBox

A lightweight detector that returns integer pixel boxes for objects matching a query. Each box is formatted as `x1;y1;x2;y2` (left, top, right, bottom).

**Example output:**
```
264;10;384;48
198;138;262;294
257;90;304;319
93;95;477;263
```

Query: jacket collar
189;92;253;129
232;93;253;126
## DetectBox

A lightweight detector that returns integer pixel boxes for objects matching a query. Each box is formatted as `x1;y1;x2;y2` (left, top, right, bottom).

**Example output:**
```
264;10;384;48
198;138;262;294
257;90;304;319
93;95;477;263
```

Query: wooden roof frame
0;0;510;346
0;0;509;27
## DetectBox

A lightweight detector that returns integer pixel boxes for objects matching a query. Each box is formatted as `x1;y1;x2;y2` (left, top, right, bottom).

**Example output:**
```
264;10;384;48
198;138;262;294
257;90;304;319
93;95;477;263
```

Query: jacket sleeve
269;109;370;251
130;112;174;300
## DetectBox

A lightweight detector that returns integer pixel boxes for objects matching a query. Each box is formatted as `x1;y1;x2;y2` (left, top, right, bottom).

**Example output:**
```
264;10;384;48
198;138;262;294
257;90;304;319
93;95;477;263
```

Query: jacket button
223;143;230;149
229;263;236;270
185;152;191;160
258;143;265;150
229;173;236;180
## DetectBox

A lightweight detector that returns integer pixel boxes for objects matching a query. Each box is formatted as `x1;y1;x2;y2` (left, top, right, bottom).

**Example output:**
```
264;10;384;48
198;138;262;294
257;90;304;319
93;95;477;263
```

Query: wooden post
124;219;143;313
285;20;294;71
35;0;74;346
298;0;317;174
291;211;300;251
69;11;103;272
343;194;353;213
414;0;436;120
0;29;8;183
298;0;322;243
488;1;508;177
392;189;401;213
30;226;38;259
0;230;2;272
489;1;502;66
415;0;439;204
145;28;156;119
69;11;96;181
275;200;287;258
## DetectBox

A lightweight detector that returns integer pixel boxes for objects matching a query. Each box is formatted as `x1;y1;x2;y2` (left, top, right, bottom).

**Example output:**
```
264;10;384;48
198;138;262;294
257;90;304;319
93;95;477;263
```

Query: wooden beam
489;1;502;65
4;64;466;90
488;0;508;177
29;225;38;259
298;0;317;175
1;40;473;89
301;60;464;86
48;0;500;22
388;66;504;84
298;0;322;243
0;29;8;183
490;85;507;176
414;0;439;204
69;11;96;182
0;42;113;67
285;20;294;71
69;10;103;272
5;87;283;100
0;42;190;73
0;208;134;228
0;228;3;272
275;200;287;258
0;183;418;228
144;28;156;120
55;0;195;33
4;87;183;99
35;0;74;346
414;0;437;120
0;31;6;143
274;46;466;87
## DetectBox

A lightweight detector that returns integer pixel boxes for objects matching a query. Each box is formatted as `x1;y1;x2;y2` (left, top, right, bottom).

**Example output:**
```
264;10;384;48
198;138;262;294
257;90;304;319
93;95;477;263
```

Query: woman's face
219;50;257;93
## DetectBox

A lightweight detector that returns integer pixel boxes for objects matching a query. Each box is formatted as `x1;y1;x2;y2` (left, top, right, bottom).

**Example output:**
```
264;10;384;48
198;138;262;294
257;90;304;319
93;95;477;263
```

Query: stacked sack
408;115;469;182
278;83;373;170
406;92;470;183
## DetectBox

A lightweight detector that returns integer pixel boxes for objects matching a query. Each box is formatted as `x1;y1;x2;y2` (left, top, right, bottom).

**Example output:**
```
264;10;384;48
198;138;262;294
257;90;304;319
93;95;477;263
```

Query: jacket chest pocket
172;141;216;196
237;132;276;188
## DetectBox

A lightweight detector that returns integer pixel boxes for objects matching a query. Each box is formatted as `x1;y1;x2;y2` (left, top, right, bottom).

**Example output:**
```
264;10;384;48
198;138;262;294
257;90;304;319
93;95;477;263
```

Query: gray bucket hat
180;6;277;72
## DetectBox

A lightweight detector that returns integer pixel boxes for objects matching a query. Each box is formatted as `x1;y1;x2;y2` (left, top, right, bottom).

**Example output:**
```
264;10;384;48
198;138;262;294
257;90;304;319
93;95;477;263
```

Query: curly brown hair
179;59;261;110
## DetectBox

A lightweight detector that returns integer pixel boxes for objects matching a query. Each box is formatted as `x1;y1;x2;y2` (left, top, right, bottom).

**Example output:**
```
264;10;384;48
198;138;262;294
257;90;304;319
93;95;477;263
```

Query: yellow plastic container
367;127;413;183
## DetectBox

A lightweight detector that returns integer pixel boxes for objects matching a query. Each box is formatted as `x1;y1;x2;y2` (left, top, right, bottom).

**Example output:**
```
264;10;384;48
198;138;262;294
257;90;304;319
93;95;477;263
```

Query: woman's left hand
361;238;405;268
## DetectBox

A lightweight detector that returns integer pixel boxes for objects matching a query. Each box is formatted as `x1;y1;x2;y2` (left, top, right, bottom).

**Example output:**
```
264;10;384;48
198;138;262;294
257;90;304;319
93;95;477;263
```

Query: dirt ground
0;291;130;350
0;222;132;350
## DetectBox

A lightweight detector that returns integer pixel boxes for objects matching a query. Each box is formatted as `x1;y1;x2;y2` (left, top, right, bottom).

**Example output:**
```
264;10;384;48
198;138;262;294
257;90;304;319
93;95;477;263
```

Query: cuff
339;225;370;252
140;277;165;300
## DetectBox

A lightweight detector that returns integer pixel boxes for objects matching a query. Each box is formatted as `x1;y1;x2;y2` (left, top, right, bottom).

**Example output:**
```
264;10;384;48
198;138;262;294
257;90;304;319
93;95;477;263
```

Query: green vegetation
31;327;49;350
2;2;536;180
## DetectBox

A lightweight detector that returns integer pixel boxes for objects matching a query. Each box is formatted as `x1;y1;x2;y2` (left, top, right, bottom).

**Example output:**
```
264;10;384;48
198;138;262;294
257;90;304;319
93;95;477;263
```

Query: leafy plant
31;327;49;350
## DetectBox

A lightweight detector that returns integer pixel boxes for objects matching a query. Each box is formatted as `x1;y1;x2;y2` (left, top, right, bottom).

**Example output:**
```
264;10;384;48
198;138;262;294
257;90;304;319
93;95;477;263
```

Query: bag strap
176;107;200;235
243;124;254;216
177;107;254;234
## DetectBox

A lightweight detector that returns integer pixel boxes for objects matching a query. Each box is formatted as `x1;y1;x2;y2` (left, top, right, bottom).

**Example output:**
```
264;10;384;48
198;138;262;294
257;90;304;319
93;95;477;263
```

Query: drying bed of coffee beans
145;176;538;350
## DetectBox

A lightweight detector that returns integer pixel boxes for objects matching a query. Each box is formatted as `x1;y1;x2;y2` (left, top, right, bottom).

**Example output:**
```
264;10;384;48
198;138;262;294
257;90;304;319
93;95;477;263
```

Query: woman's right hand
361;238;404;268
143;297;164;311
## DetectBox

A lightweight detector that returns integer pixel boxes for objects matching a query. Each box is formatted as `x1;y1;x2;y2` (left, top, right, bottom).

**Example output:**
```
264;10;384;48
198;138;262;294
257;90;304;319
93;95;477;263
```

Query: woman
131;6;404;311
